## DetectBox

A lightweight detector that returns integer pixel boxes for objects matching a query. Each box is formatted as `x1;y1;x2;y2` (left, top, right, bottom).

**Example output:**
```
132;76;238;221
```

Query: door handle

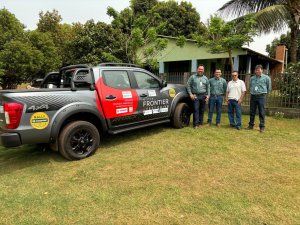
106;95;116;100
140;94;148;97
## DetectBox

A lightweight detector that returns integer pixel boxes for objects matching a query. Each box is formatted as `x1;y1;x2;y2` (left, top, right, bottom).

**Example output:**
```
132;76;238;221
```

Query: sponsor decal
0;106;3;113
143;110;153;115
152;108;160;114
129;107;133;112
160;107;168;113
148;90;156;97
116;108;128;114
169;88;176;97
30;112;49;130
122;91;132;99
27;104;49;112
142;99;169;107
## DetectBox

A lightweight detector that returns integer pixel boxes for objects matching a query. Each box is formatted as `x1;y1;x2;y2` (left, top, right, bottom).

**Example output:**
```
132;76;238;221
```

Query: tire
172;103;191;128
58;121;100;160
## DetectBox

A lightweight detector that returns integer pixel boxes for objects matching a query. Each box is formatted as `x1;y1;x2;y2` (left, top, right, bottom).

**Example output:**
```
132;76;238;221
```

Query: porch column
265;62;270;75
233;56;239;71
246;56;252;74
159;61;164;73
191;59;197;73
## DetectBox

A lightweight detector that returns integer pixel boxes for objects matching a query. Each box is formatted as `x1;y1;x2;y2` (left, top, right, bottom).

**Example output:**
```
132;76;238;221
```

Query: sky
0;0;287;55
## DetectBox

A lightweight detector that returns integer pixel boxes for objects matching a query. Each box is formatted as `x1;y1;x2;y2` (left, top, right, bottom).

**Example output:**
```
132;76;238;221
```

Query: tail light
3;102;24;129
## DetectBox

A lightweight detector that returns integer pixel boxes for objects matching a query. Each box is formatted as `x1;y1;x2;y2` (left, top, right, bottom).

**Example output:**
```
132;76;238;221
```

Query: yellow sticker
169;88;176;97
30;112;49;130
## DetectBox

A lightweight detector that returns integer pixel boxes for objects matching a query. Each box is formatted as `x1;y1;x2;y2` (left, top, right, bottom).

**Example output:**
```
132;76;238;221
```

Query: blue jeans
249;95;266;128
208;95;223;125
193;95;206;126
228;99;242;128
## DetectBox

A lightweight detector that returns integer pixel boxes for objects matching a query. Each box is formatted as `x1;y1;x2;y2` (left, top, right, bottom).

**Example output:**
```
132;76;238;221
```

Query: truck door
131;71;171;121
98;70;139;128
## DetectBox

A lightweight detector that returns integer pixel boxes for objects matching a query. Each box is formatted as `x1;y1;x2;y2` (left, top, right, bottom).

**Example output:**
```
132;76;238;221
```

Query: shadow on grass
0;124;173;174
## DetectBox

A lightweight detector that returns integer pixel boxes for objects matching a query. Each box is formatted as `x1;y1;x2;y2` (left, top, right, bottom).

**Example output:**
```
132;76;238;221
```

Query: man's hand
238;99;242;105
190;94;196;101
205;95;209;103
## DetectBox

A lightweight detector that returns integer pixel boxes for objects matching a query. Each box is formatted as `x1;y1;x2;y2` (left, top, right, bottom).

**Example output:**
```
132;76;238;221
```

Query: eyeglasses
232;75;238;77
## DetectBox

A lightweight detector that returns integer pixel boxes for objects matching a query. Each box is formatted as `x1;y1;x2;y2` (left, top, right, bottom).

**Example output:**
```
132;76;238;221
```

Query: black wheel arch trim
170;92;192;116
49;103;107;143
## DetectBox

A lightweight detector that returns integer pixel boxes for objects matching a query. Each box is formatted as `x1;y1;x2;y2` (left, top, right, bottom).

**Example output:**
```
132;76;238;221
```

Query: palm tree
218;0;300;63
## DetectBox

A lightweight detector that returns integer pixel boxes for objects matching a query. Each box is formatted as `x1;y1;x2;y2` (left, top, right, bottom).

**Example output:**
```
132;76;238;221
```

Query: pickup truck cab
0;63;192;160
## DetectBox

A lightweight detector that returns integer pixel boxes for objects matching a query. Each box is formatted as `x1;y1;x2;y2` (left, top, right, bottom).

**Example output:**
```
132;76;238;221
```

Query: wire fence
158;72;300;109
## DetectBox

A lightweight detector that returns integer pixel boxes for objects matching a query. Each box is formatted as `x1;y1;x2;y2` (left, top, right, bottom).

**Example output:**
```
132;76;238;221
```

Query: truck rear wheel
58;121;100;160
172;103;191;128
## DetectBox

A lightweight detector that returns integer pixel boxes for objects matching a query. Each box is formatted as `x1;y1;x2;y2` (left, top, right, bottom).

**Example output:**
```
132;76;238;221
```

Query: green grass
0;114;299;225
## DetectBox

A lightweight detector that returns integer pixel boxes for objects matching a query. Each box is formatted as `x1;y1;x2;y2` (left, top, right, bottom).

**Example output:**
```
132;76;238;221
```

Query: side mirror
161;80;167;88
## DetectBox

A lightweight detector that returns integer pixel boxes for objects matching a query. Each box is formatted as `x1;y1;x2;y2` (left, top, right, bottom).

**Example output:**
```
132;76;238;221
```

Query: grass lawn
0;114;299;225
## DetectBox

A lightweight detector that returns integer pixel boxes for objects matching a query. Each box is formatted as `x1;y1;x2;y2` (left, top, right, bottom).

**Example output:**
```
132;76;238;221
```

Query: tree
194;16;256;72
67;20;127;65
148;1;206;38
0;8;25;50
37;10;75;66
130;0;158;17
0;40;43;89
266;31;300;63
27;30;61;78
218;0;300;63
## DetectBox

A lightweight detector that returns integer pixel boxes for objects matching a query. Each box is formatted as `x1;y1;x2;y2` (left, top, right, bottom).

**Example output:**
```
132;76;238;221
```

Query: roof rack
98;62;140;68
60;64;89;73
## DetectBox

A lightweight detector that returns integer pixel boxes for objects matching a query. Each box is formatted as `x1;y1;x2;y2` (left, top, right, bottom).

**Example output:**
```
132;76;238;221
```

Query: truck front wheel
172;103;191;128
58;121;100;160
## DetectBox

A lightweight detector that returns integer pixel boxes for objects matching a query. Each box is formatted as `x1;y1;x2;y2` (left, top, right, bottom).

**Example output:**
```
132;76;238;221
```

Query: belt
210;94;223;97
252;93;266;96
193;93;207;95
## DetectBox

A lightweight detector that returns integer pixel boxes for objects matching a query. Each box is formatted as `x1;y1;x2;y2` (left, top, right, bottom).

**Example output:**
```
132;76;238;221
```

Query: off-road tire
172;103;191;128
58;121;100;160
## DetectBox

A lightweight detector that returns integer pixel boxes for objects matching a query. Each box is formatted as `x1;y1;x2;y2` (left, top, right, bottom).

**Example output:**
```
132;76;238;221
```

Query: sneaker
194;125;199;129
260;128;265;133
236;126;241;130
216;124;221;128
230;124;235;128
247;125;254;130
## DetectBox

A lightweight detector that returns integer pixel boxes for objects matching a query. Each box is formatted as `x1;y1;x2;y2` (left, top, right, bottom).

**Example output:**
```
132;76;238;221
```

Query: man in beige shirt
225;71;246;130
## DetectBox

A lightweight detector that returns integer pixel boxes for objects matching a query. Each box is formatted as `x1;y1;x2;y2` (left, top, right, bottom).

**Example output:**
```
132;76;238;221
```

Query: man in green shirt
248;64;272;132
187;64;210;128
208;69;227;127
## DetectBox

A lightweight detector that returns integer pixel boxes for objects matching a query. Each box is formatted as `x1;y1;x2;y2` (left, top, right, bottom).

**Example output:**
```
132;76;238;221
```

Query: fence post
245;73;251;90
183;72;189;85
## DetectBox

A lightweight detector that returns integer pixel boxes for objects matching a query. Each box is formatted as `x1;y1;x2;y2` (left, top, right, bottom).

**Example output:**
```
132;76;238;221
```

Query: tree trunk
289;1;300;63
290;22;299;63
228;50;234;73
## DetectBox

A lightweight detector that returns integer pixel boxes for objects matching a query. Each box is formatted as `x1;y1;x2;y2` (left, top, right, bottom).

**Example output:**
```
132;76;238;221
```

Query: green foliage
176;36;186;48
218;0;300;63
0;40;43;89
277;62;300;108
0;8;25;50
130;0;158;17
266;32;300;62
194;15;257;71
27;30;61;78
37;9;62;34
148;1;206;38
67;20;127;65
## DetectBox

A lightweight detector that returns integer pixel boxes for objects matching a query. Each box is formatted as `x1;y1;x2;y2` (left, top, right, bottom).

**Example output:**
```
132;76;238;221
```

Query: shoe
260;128;265;133
230;124;235;128
247;125;254;130
236;126;241;130
194;125;199;129
216;124;221;128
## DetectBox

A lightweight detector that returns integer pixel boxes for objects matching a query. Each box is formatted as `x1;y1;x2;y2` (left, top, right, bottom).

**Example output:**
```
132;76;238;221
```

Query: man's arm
186;76;195;100
267;76;272;93
223;79;227;95
238;81;247;105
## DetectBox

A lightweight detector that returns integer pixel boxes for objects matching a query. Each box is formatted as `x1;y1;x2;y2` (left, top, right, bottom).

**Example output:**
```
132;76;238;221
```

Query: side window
133;71;160;89
103;71;131;89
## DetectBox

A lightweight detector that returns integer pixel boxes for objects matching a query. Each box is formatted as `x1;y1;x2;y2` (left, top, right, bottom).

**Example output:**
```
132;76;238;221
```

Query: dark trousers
208;95;223;125
249;95;266;128
193;95;206;126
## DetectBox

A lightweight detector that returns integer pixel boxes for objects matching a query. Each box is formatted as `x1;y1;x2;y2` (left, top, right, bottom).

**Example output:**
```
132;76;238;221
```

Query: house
155;36;286;76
